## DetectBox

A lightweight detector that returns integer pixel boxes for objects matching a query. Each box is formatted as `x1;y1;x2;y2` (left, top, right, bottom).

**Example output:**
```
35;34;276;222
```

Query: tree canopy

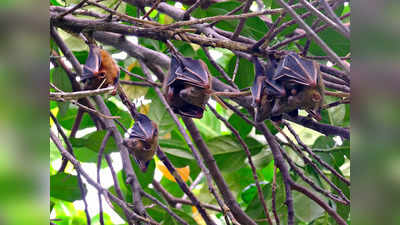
50;0;350;224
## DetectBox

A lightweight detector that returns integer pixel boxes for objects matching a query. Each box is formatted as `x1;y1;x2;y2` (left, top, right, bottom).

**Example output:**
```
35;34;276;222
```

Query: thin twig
298;0;349;39
182;117;256;225
140;60;217;225
50;113;91;225
142;0;162;20
201;46;238;89
209;1;247;27
181;0;203;20
272;165;280;225
97;131;112;225
256;123;294;225
152;180;222;212
275;128;349;204
322;97;350;109
141;190;190;225
275;0;350;74
284;122;350;186
232;56;240;83
92;95;148;220
56;0;89;18
120;67;162;87
320;0;350;35
50;86;115;100
156;147;217;225
290;181;348;225
231;0;253;40
50;130;160;225
207;104;273;225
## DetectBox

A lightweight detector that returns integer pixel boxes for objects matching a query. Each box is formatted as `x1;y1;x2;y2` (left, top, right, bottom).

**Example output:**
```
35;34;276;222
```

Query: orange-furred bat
123;113;158;172
81;43;120;95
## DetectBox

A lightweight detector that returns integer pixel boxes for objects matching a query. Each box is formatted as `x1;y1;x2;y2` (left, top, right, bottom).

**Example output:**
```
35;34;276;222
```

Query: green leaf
271;0;307;36
92;213;113;225
73;51;89;64
85;130;118;153
52;67;72;118
244;180;272;221
333;175;350;221
50;173;86;202
50;141;61;162
125;4;138;17
163;208;198;225
193;1;268;40
215;152;246;172
224;167;255;195
130;156;155;189
293;187;325;222
146;88;175;136
261;160;275;182
74;147;108;168
299;27;350;57
241;183;258;204
313;136;348;168
57;107;96;130
50;0;64;6
160;177;184;198
228;109;252;138
159;139;194;159
227;56;255;89
193;107;221;140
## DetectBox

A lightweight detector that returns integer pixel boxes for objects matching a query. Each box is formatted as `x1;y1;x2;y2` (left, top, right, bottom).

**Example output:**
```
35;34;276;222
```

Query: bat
81;43;120;95
271;52;324;121
167;53;251;118
251;57;286;122
123;113;158;172
166;54;211;118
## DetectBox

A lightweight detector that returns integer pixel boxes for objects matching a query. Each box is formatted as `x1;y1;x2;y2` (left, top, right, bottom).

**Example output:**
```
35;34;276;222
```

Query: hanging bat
123;113;158;172
271;52;324;121
251;57;286;122
167;54;250;119
81;43;120;95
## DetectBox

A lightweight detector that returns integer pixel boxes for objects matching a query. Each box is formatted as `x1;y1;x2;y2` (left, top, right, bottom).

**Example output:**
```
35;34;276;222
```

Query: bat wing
129;114;156;141
251;58;266;105
264;58;286;97
274;52;318;87
81;44;102;81
175;57;209;88
167;54;181;86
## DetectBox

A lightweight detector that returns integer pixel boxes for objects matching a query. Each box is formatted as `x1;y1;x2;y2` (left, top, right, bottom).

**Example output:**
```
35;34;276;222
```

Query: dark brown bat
271;52;324;121
251;57;286;122
123;113;158;172
81;43;120;95
167;53;251;118
166;54;211;118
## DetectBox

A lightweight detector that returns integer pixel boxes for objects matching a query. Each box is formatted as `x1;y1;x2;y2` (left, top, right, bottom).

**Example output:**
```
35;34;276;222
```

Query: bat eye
266;95;274;102
153;129;158;137
143;143;151;150
290;88;297;96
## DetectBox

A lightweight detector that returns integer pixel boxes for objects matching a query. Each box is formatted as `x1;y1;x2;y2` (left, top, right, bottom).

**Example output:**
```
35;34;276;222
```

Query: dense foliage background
50;0;350;224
